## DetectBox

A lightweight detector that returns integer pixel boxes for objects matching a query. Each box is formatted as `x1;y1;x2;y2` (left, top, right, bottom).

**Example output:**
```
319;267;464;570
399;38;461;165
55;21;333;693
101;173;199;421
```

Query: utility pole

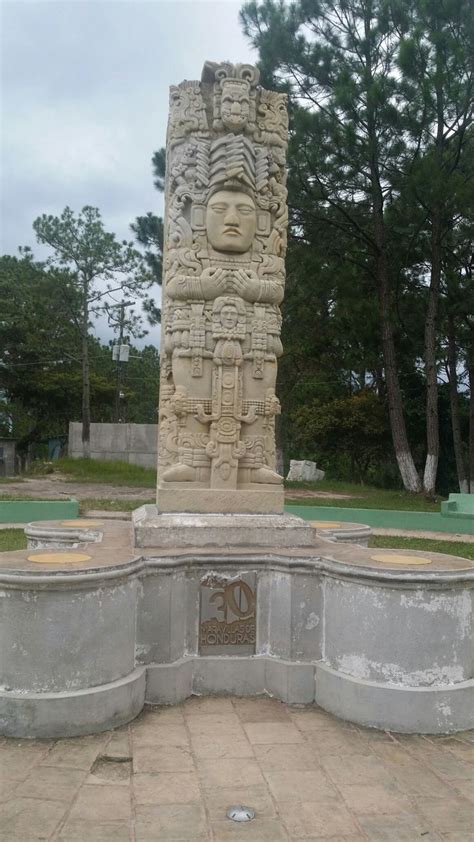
109;301;133;423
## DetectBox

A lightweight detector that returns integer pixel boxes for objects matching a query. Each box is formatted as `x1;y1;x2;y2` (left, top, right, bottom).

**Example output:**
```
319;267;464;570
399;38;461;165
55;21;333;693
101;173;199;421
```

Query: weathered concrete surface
1;517;473;737
133;505;318;548
68;422;157;468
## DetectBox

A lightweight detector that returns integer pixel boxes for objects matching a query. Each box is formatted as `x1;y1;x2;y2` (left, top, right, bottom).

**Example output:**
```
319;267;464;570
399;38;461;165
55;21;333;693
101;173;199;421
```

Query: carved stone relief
158;62;288;513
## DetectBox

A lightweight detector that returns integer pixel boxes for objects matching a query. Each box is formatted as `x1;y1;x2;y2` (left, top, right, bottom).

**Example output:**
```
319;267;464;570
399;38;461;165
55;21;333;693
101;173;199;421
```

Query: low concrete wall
69;422;157;468
286;504;474;536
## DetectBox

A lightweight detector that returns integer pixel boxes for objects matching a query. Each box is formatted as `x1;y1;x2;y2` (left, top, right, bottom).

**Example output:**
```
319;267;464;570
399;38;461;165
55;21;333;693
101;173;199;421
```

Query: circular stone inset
371;553;433;566
60;520;102;527
226;805;255;823
310;521;344;529
27;552;92;564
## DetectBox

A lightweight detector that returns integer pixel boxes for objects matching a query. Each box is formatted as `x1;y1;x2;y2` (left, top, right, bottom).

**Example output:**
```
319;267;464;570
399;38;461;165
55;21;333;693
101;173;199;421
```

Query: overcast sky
1;0;256;346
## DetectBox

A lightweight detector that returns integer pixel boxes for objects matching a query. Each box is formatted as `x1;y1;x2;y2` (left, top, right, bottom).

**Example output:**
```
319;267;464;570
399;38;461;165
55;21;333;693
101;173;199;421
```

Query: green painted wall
285;505;474;535
0;499;79;523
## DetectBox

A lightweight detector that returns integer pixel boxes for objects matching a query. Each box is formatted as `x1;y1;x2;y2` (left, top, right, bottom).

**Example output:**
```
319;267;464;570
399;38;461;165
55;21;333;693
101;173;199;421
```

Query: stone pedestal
133;505;317;549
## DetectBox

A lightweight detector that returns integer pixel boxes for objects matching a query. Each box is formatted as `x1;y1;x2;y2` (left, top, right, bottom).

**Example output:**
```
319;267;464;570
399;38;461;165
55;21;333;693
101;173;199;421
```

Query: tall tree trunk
364;6;421;493
423;51;445;496
377;251;421;492
447;314;468;492
81;293;91;459
423;207;441;495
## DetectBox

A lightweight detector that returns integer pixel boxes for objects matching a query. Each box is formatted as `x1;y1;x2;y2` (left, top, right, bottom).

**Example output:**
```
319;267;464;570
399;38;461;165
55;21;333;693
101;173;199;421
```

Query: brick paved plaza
1;695;473;840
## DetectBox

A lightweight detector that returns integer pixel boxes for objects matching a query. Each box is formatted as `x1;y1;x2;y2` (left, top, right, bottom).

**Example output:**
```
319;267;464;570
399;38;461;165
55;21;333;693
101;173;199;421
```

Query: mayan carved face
206;190;257;253
220;304;239;330
220;80;251;130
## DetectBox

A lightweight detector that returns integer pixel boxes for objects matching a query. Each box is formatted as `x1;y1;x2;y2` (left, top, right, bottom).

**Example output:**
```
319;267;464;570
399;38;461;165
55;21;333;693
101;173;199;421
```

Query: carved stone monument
157;62;288;514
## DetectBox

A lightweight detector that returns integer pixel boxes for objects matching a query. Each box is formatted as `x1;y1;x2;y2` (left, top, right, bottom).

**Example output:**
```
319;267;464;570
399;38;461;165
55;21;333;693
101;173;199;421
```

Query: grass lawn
369;535;474;561
80;498;155;514
0;528;27;552
285;480;444;512
0;476;24;483
53;457;157;487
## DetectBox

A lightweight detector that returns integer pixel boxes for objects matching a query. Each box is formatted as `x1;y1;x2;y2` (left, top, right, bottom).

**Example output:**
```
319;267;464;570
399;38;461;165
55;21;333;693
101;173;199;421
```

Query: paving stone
338;782;413;815
308;728;372;756
183;695;235;715
0;779;16;802
191;734;254;759
103;730;130;758
444;740;474;762
358;811;441;840
278;797;361;838
133;743;195;773
134;803;207;840
382;761;457;798
233;697;291;722
87;755;132;785
451;778;474;802
0;743;52;780
253;742;321;770
58;820;131;841
369;742;419;766
290;709;354;732
203;783;277;821
243;721;304;744
133;772;201;805
131;722;190;747
142;704;185;722
68;783;131;821
209;817;289;840
424;751;474;781
263;768;338;802
415;796;474;832
41;738;106;770
16;765;87;801
186;713;245;738
0;797;67;840
320;754;394;786
196;757;266;789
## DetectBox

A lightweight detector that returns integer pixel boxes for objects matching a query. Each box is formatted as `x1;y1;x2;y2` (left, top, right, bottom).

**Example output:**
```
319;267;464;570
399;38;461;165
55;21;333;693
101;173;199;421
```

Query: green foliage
56;457;157;487
291;391;390;482
241;0;474;493
285;483;444;511
370;535;474;561
80;497;155;513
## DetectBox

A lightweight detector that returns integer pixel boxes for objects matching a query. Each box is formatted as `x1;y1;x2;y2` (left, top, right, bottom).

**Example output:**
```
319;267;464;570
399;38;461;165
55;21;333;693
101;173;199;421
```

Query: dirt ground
0;476;154;501
0;476;354;502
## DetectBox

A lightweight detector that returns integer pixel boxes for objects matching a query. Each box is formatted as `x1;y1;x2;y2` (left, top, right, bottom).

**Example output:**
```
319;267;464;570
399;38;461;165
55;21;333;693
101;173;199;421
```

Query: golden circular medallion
27;552;92;564
60;520;102;527
371;553;433;566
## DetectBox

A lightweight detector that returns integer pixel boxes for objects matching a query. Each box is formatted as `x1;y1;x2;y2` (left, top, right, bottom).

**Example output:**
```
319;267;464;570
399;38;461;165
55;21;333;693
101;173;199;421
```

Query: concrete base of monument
1;516;473;737
0;669;146;739
133;504;317;548
156;486;284;514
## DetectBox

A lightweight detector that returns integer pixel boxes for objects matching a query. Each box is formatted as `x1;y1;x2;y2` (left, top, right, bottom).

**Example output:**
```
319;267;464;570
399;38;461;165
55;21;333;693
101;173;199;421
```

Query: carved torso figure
157;62;287;513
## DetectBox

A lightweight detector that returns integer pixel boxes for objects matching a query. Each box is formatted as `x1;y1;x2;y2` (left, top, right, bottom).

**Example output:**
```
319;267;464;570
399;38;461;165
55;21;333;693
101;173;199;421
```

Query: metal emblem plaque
199;572;256;655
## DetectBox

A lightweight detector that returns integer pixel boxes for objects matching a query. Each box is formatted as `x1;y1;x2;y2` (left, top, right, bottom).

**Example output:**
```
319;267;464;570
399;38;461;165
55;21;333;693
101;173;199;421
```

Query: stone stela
157;61;288;514
199;572;256;655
